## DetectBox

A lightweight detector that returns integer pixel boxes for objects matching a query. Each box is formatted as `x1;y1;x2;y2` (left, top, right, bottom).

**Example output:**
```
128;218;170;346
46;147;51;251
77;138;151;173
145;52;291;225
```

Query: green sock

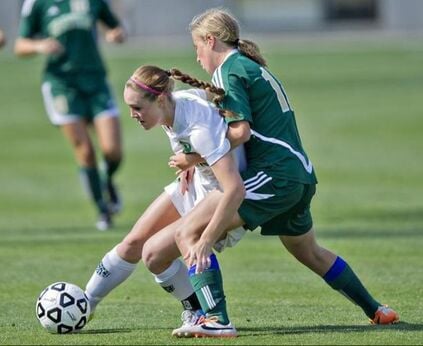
103;159;121;183
188;254;229;324
323;256;380;318
102;159;121;201
79;166;108;214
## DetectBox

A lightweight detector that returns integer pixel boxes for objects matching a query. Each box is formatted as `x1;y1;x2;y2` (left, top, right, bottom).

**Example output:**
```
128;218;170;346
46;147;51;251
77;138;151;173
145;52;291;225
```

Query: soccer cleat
95;212;112;231
172;314;237;338
172;310;203;337
370;305;399;325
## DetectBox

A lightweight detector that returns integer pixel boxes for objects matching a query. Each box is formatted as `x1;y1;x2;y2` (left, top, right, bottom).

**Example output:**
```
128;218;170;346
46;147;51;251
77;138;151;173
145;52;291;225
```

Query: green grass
1;37;423;345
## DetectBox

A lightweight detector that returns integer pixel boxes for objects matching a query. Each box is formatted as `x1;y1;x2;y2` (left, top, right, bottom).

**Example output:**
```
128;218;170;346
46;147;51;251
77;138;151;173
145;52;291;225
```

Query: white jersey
163;89;246;252
163;89;231;185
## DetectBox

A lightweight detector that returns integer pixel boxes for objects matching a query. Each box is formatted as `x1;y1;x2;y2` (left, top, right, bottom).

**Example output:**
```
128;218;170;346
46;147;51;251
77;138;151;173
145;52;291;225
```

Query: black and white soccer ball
35;282;90;334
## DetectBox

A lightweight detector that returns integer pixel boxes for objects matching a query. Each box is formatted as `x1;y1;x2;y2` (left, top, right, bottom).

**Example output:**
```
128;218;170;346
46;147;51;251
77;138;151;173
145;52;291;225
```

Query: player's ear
205;34;215;48
156;93;167;107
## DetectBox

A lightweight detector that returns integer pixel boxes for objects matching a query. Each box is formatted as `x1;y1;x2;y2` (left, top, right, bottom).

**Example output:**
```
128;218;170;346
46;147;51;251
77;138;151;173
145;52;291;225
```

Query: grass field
0;35;423;345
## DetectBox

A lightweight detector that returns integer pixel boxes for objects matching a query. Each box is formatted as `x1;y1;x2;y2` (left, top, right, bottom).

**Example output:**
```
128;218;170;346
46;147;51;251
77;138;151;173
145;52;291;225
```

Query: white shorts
164;170;246;253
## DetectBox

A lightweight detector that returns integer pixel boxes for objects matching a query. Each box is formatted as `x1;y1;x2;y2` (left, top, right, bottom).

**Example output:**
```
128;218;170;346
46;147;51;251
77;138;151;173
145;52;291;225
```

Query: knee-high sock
102;159;122;204
154;259;201;311
79;166;108;214
188;254;229;324
85;246;136;312
323;256;380;318
103;159;121;182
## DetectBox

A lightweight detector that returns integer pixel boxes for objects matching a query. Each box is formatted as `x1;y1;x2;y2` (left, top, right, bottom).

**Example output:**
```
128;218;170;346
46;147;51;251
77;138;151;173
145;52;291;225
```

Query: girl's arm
227;120;251;149
187;153;245;273
14;37;63;56
169;120;251;172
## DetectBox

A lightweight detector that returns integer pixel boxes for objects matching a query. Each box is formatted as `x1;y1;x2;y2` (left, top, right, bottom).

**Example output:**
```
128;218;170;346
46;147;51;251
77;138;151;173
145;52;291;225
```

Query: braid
169;68;240;119
169;68;222;97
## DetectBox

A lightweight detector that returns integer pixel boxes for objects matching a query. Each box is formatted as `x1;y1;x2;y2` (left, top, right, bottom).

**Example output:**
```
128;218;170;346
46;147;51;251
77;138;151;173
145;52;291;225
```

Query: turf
0;36;422;345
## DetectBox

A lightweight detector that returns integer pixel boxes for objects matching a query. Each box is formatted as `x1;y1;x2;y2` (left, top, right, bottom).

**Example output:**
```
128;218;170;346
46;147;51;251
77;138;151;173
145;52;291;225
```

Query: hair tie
165;69;171;77
234;38;240;46
129;77;162;95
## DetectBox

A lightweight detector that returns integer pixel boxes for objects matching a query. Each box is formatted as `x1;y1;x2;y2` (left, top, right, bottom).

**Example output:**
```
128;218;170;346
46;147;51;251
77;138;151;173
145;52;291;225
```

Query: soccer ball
35;282;91;334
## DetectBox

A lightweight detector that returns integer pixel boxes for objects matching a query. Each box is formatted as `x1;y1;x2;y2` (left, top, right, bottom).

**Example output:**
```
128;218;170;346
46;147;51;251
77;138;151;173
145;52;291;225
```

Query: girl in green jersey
146;8;399;337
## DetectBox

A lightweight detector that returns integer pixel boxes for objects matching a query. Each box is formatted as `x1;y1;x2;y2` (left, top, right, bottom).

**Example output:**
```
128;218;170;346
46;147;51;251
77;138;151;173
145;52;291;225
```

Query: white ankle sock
85;246;137;312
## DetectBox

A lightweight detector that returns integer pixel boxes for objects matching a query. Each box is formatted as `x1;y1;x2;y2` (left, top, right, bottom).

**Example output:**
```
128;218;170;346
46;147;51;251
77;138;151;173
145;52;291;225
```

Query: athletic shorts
41;74;119;125
164;169;247;252
238;168;316;236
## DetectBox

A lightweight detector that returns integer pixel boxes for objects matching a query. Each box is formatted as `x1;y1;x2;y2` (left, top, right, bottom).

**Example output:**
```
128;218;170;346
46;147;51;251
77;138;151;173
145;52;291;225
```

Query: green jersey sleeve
19;0;42;38
98;0;120;29
224;73;253;125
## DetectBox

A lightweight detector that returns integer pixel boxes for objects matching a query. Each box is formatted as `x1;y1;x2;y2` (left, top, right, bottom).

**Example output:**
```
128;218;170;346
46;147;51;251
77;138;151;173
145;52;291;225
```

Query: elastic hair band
129;77;163;96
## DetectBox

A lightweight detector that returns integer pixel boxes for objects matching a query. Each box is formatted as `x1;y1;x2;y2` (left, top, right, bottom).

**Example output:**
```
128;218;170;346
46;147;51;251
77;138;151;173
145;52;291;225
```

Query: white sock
154;259;194;303
85;245;137;312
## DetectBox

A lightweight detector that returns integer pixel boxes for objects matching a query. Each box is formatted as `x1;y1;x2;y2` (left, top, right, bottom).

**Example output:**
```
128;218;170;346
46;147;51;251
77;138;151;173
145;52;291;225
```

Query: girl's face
192;33;216;75
123;86;163;130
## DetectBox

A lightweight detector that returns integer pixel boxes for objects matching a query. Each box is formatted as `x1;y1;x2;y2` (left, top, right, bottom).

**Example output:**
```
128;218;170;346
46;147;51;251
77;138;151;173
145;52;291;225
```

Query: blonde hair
126;65;238;119
126;65;174;102
189;8;267;67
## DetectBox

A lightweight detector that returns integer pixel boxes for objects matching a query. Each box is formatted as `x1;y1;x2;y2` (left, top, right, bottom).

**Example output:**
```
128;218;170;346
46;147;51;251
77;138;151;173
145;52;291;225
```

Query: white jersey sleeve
170;91;231;166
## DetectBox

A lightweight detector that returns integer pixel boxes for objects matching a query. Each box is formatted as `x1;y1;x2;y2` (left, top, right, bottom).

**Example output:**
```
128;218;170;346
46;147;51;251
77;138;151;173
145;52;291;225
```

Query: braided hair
169;68;239;119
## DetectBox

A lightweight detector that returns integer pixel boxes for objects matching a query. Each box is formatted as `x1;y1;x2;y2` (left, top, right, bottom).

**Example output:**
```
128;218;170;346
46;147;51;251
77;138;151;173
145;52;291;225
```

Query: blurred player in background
14;0;126;231
147;7;399;336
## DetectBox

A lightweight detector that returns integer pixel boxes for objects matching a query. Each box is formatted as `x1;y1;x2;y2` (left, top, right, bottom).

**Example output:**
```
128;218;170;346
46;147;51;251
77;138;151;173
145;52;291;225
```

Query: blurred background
1;0;423;50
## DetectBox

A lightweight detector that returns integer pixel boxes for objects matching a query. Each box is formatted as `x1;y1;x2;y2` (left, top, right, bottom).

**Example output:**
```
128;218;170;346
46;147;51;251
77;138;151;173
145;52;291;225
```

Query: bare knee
102;146;122;163
117;237;144;263
142;244;167;274
74;142;96;166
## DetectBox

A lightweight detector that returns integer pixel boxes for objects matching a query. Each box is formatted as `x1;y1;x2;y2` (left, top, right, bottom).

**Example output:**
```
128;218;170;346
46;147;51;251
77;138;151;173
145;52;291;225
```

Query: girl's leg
142;219;202;312
171;191;243;336
94;116;123;214
280;229;398;323
60;121;109;229
85;192;181;312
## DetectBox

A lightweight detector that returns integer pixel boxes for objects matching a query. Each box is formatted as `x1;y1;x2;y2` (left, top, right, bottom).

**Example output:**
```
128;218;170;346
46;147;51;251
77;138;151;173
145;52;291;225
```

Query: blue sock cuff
188;253;219;276
323;256;347;282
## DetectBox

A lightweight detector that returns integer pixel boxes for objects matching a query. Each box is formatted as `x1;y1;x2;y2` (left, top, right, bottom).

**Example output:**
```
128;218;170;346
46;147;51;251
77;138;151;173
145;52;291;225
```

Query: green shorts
238;169;316;236
41;74;119;125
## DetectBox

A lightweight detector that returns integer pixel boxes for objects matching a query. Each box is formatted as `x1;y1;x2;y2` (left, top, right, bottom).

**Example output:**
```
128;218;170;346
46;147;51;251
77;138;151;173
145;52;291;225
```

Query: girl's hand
105;27;126;44
187;240;213;274
168;153;204;174
178;167;195;195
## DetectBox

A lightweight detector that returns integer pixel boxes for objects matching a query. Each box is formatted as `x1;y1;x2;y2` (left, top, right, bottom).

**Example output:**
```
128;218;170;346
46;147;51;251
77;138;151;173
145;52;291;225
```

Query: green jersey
18;0;120;85
212;51;317;184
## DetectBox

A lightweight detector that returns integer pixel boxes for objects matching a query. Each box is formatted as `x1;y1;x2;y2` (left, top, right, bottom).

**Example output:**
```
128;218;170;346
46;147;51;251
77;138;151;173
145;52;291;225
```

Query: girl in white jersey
84;65;245;335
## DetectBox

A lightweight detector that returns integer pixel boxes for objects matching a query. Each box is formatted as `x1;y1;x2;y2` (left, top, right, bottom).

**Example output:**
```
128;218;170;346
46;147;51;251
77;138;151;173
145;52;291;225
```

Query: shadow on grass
239;321;423;337
79;326;171;335
79;328;133;334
